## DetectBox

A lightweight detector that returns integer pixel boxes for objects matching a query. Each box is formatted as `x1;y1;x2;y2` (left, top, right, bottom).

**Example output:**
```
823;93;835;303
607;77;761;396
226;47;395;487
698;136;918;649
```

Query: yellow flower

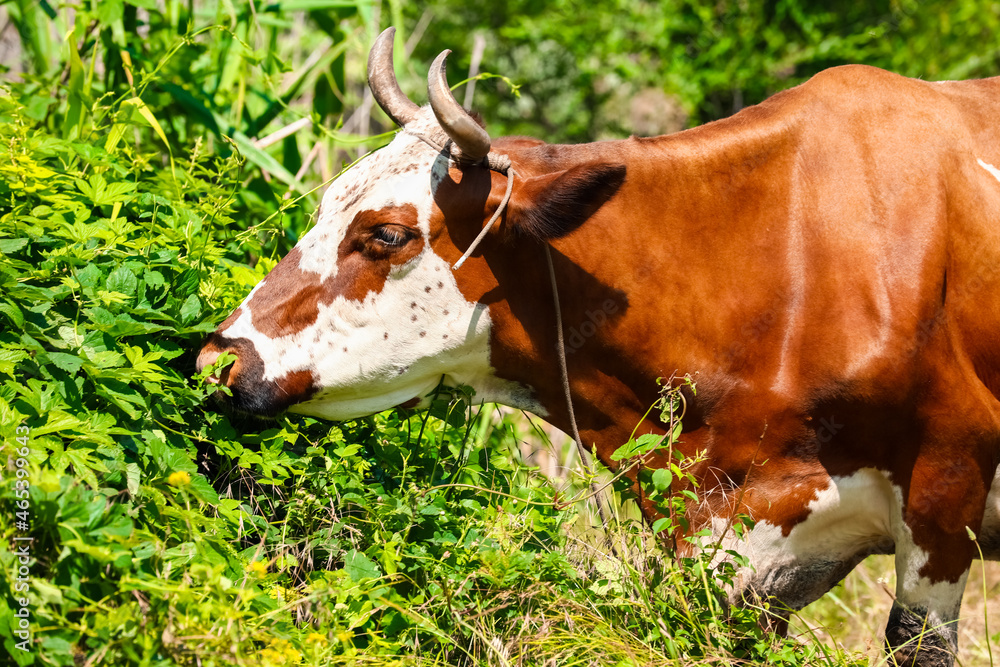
268;584;287;602
336;630;353;644
248;560;268;576
167;471;191;486
259;648;282;663
306;632;326;644
265;639;301;663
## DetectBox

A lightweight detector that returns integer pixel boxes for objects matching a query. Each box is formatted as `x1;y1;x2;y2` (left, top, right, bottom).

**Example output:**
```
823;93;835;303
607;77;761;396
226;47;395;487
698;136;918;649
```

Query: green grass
793;556;1000;666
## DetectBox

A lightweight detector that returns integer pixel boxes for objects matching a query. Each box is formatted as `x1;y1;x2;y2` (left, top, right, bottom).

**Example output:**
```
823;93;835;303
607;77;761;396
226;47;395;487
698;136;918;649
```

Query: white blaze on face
219;110;538;420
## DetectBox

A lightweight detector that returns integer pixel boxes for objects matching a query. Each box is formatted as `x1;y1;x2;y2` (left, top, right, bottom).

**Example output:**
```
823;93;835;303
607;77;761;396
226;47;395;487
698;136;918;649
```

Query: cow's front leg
884;550;967;667
884;455;989;667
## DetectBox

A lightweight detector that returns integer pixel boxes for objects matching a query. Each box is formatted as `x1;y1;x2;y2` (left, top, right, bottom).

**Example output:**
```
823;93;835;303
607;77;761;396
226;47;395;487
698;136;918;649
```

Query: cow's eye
371;225;413;247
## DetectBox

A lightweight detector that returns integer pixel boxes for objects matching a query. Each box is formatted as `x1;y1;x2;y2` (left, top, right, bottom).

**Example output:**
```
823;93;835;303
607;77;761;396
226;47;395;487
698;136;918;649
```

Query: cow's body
199;34;1000;665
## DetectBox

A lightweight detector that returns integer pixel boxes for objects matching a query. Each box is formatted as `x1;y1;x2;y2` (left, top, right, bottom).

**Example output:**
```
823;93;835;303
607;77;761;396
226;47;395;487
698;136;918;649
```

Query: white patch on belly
710;469;896;608
978;158;1000;183
710;467;976;627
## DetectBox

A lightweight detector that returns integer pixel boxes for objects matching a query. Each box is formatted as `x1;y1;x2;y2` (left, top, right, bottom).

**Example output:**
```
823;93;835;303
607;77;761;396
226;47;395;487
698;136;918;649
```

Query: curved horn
367;27;420;127
427;50;491;162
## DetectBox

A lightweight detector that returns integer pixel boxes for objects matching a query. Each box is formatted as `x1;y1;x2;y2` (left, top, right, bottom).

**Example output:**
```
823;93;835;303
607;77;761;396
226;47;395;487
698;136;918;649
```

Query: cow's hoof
884;602;957;667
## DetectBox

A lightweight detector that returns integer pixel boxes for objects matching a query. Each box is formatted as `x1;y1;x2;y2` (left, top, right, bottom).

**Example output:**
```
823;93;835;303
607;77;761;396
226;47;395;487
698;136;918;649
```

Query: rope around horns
402;130;515;271
452;153;514;270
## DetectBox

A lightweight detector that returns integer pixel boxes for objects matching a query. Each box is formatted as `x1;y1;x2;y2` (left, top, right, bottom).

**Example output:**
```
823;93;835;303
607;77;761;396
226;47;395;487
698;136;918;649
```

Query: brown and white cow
198;28;1000;666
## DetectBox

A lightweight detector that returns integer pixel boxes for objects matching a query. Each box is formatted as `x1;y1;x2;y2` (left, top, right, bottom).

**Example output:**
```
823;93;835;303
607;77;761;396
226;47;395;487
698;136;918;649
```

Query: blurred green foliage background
406;0;1000;141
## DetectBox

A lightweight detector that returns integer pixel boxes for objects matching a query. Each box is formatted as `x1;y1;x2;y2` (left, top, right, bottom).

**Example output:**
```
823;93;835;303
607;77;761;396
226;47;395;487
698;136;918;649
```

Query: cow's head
197;28;625;421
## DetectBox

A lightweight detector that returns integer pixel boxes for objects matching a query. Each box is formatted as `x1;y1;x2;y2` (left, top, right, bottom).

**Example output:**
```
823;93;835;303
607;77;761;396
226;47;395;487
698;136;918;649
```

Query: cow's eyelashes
371;225;415;247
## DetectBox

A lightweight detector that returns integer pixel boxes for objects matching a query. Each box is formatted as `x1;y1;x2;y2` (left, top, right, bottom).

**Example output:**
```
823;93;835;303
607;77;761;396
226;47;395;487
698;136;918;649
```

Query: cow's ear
503;162;626;241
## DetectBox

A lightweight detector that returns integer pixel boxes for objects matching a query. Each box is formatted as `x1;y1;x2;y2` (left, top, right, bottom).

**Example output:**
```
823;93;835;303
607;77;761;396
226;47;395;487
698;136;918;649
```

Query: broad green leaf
33;410;83;437
57;325;84;347
95;0;124;25
187;473;220;505
651;467;673;492
106;266;138;295
76;264;103;290
0;348;28;377
343;550;381;582
0;238;29;254
143;269;165;287
46;351;84;374
231;132;304;191
0;302;24;327
85;349;125;369
610;433;664;461
179;294;201;324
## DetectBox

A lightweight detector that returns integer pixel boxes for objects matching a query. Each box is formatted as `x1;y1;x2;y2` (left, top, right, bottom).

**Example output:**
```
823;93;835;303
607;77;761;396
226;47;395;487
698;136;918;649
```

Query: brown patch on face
274;369;317;405
246;204;423;338
245;247;321;338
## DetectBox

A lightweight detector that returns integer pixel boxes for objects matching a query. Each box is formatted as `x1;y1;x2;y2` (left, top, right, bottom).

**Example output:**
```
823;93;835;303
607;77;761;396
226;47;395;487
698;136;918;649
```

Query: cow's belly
718;465;1000;609
981;465;1000;560
715;468;898;610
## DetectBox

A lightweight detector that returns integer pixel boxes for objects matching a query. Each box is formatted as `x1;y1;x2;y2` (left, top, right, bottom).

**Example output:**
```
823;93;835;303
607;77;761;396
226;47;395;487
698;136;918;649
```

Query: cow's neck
485;122;793;474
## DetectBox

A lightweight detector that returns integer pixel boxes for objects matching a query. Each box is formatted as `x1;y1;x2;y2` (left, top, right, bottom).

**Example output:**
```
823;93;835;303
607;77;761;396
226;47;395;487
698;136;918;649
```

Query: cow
197;28;1000;666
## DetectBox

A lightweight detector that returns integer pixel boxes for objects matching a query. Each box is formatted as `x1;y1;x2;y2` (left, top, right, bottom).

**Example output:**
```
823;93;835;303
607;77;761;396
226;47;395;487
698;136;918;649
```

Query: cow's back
617;65;1000;405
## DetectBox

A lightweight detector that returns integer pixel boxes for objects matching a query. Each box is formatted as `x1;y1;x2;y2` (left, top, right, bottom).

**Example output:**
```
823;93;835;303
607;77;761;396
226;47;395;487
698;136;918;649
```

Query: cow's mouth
196;334;318;418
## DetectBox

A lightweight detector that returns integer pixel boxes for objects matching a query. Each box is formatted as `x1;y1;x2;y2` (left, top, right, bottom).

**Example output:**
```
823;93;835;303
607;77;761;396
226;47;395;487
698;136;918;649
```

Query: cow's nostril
196;345;237;387
196;347;221;375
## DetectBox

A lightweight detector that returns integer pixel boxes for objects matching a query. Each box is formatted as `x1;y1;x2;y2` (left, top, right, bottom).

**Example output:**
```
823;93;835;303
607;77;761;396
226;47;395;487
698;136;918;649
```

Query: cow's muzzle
196;333;317;417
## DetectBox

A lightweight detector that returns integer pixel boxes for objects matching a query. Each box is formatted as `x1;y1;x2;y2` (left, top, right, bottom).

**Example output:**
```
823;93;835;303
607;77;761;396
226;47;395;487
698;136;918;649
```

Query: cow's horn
368;27;420;127
427;50;491;162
